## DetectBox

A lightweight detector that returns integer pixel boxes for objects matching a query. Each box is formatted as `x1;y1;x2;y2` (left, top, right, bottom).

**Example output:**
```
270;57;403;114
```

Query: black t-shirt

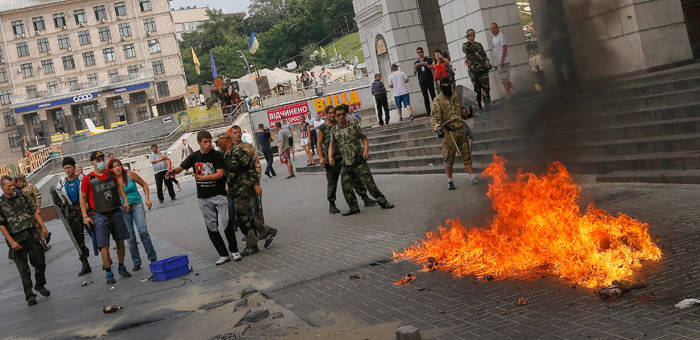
415;57;434;83
181;150;226;199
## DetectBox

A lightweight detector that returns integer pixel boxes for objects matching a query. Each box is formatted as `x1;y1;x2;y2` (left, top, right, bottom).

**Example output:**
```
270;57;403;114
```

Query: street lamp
237;50;251;75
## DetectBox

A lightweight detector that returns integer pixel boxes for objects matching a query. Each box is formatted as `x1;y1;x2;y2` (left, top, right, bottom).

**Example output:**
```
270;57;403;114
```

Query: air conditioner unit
47;51;51;55
17;69;21;74
14;34;20;39
62;25;67;30
57;76;64;82
117;15;123;20
100;18;106;23
0;59;5;64
80;23;85;27
21;33;26;38
67;46;71;51
120;37;125;41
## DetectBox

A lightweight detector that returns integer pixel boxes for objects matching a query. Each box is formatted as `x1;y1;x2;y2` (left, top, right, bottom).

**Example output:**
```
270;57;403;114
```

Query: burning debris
517;297;528;306
394;155;662;289
394;274;417;286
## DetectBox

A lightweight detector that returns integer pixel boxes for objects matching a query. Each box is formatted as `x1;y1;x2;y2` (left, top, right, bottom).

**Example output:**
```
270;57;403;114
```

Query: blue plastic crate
150;255;190;281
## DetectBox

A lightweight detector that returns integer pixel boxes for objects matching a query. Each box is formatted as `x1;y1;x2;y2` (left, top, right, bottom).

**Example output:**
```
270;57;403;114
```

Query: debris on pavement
394;273;417;286
140;276;153;282
598;280;647;299
396;325;421;340
234;298;248;311
272;312;284;319
242;309;269;323
349;273;364;280
102;305;123;313
80;281;93;287
675;298;700;309
517;297;527;306
501;311;509;316
109;286;115;290
241;286;258;297
598;286;622;299
426;257;438;271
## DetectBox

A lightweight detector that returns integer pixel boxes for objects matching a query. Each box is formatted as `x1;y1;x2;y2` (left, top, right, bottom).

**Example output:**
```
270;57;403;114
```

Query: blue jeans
122;203;157;266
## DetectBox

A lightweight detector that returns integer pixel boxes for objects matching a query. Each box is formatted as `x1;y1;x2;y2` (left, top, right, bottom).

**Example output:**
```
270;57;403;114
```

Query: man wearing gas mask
430;76;478;190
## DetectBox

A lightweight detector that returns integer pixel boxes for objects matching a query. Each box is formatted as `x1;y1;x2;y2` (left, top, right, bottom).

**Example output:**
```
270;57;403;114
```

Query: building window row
37;38;50;53
0;68;7;83
0;90;11;105
4;111;15;127
21;63;33;78
144;18;157;33
83;51;95;66
8;132;21;148
32;17;45;32
78;30;91;45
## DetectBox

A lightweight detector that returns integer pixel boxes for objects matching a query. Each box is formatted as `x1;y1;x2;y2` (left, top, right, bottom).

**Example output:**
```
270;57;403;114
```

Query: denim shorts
394;93;411;108
93;209;130;248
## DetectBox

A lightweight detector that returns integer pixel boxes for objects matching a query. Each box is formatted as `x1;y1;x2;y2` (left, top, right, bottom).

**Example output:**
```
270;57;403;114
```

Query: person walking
414;47;435;114
388;64;413;121
300;119;315;167
256;124;276;178
329;104;394;216
181;139;193;175
79;151;132;284
463;29;491;112
320;67;332;87
0;176;51;306
109;159;157;271
306;113;318;156
169;130;241;265
54;157;91;276
281;117;296;161
318;106;378;214
276;121;295;178
431;76;478;190
490;23;513;97
149;144;176;203
14;175;50;252
371;74;391;126
163;157;182;192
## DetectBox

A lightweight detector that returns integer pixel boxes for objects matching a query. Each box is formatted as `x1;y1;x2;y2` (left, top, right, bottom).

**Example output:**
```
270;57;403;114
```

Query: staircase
297;62;700;184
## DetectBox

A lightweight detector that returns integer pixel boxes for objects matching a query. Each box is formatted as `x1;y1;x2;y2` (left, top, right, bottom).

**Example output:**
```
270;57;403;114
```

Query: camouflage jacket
462;41;489;74
223;143;260;197
430;93;467;131
22;183;41;205
329;123;366;166
0;194;37;236
237;142;262;176
318;123;340;160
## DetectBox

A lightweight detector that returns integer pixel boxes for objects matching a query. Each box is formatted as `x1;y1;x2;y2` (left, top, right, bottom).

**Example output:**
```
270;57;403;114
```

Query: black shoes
448;182;456;191
342;208;360;216
285;175;295;179
132;264;142;271
265;171;272;178
35;286;51;297
380;201;394;209
329;201;340;214
360;195;378;207
78;259;92;276
241;246;260;257
27;296;37;306
264;228;278;248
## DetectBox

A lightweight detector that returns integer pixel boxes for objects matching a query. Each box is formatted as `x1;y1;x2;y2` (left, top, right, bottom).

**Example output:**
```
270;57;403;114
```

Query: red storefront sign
267;102;309;127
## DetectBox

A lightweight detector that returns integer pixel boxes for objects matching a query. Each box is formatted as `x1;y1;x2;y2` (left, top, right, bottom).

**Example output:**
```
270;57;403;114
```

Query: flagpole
237;50;251;75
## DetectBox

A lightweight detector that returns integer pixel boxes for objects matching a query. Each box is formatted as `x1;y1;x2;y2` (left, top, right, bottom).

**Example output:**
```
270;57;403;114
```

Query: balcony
11;71;155;109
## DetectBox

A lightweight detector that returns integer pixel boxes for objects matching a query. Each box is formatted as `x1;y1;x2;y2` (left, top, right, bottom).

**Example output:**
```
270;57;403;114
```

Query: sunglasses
466;33;475;37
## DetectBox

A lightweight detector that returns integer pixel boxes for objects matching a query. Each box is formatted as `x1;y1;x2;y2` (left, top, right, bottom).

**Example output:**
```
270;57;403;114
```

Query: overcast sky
169;0;250;14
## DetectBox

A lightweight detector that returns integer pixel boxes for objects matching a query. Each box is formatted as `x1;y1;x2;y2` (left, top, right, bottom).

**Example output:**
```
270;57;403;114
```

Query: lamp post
237;50;251;75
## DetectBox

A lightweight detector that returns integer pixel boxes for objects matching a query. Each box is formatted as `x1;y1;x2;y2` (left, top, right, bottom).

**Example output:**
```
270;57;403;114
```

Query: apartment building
171;5;208;41
0;0;187;161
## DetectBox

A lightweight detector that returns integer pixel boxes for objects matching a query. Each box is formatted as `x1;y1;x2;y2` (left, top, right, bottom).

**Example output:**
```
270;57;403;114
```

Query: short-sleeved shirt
181;143;193;158
278;128;292;149
491;32;507;65
80;170;120;211
388;71;409;97
181;150;226;199
256;131;272;150
329;123;366;166
414;57;434;84
64;177;81;205
149;152;168;174
0;194;37;236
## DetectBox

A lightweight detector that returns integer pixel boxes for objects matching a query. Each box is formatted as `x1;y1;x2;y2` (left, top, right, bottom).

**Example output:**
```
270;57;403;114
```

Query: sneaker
105;271;116;284
380;202;395;209
285;175;295;179
265;171;272;178
264;228;278;248
132;264;141;271
215;256;230;265
27;296;38;306
230;252;242;261
117;264;132;278
35;286;51;297
240;246;260;257
448;182;456;191
341;208;360;216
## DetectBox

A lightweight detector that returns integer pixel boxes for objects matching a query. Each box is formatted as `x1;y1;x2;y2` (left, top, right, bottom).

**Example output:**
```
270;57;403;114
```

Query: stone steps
596;169;700;184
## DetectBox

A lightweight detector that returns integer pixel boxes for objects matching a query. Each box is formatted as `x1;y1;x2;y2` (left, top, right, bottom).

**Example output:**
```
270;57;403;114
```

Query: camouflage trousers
341;160;387;209
469;71;490;107
11;230;46;300
325;160;367;202
65;204;90;260
230;191;271;248
442;127;472;169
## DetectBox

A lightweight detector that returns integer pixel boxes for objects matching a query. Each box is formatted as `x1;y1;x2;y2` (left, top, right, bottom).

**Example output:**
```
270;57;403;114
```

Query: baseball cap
214;132;230;143
89;151;105;161
391;63;398;70
62;156;76;167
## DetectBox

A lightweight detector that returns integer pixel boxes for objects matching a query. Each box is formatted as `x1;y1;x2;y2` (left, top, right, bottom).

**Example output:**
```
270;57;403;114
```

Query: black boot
360;194;377;207
329;201;340;214
78;258;92;276
380;201;394;209
342;207;361;216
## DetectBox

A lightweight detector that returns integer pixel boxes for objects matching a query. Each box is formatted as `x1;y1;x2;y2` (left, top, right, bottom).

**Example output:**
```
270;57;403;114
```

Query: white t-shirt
388;71;409;97
492;32;507;65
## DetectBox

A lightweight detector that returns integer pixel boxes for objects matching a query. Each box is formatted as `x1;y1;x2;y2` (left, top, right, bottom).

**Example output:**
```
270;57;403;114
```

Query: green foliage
321;32;364;64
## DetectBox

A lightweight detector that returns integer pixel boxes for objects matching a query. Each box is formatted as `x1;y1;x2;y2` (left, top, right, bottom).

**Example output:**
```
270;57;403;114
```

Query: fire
394;155;662;289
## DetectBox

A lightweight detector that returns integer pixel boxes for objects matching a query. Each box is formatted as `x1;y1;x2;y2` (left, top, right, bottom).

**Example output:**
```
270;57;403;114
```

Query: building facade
353;0;696;115
0;0;186;161
171;6;209;41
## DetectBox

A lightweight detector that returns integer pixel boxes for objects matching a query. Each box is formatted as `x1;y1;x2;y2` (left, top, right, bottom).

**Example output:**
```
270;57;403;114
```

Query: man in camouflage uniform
0;176;51;306
318;106;377;214
462;28;491;112
15;175;51;252
329;104;394;216
216;130;277;257
431;76;478;190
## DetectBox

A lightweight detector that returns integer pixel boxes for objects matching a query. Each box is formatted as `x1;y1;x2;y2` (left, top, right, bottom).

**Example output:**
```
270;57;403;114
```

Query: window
114;2;127;17
32;17;45;32
136;107;149;121
156;80;169;97
108;69;119;80
46;80;57;93
140;0;153;11
26;85;38;98
143;18;156;33
37;38;50;53
118;23;131;38
41;59;54;74
123;44;135;58
16;42;29;57
127;65;139;74
4;111;15;127
0;90;12;105
83;51;95;66
30;113;41;125
132;92;146;104
8;132;21;148
113;97;124;108
116;110;126;122
152;59;164;74
94;5;107;21
0;68;7;82
53;13;66;28
67;77;78;89
87;73;98;84
98;26;111;42
57;34;70;49
103;47;116;62
62;55;75;70
0;47;3;60
78;30;91;45
20;63;33;78
12;20;25;35
74;9;87;25
148;39;160;53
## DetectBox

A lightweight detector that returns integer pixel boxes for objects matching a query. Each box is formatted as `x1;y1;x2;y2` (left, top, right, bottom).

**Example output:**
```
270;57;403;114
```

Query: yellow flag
191;47;200;75
320;47;326;55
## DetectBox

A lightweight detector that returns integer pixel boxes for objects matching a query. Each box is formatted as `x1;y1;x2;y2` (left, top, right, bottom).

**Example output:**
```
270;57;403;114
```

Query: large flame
394;155;662;288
